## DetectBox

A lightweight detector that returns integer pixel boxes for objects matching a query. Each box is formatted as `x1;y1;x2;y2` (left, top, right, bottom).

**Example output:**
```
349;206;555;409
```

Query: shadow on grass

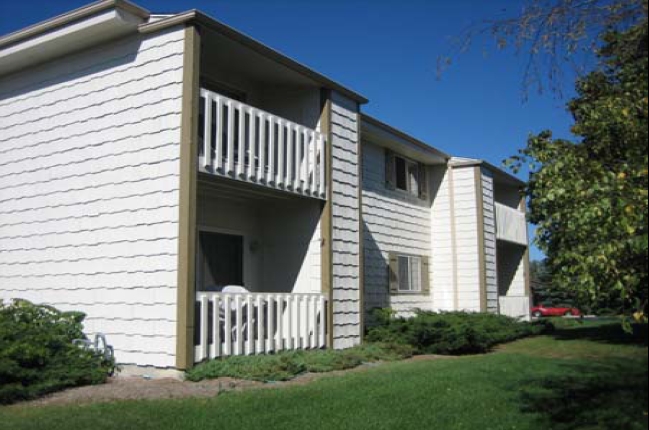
550;321;648;346
521;322;648;429
520;358;648;430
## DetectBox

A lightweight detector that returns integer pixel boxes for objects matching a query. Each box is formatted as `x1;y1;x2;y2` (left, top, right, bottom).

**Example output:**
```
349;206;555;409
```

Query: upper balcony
495;202;527;246
198;88;327;199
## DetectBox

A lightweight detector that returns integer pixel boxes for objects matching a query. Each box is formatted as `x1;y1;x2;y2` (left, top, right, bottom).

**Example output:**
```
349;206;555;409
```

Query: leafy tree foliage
509;14;648;321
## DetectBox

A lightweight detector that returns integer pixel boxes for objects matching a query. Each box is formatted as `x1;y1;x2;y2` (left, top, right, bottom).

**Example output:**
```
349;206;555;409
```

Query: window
385;150;427;199
389;253;429;294
197;231;244;291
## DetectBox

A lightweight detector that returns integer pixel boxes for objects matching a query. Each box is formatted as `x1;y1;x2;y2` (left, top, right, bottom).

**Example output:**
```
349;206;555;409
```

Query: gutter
0;0;149;49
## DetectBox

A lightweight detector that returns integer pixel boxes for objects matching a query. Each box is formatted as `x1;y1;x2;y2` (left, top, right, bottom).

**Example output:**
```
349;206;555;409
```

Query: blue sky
0;0;582;260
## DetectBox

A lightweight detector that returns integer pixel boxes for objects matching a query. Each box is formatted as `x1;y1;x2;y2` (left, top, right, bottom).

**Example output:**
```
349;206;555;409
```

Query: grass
1;319;646;430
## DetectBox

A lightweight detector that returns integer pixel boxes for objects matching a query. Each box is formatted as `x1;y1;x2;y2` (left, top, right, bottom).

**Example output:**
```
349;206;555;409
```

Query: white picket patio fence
194;292;328;362
198;88;327;199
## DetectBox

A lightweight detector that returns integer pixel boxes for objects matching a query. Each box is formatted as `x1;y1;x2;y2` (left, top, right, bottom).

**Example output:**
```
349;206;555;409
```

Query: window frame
388;252;430;295
394;155;419;196
195;226;247;292
385;149;428;201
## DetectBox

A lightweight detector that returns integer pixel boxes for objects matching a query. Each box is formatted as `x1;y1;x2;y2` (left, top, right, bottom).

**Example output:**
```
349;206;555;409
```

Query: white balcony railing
194;291;328;362
198;89;327;199
495;202;528;246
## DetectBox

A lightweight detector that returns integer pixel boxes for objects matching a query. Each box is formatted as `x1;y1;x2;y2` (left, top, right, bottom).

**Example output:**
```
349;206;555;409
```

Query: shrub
186;353;306;382
0;299;114;404
186;342;414;382
366;309;550;355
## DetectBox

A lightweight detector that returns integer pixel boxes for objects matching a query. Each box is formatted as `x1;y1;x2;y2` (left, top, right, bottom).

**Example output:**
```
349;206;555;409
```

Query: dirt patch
16;355;452;407
20;377;262;407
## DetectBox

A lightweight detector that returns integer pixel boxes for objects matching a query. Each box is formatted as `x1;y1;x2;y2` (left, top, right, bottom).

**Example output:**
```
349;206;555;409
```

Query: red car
531;305;581;317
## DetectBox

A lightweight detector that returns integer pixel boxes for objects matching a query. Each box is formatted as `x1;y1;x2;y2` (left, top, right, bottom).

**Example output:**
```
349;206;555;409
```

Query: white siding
480;168;499;312
430;166;456;311
329;92;361;349
0;28;185;368
450;166;481;311
362;142;432;316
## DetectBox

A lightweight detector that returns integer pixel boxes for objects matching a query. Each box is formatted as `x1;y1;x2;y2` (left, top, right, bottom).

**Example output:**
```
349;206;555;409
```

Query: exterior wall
261;199;322;295
0;28;186;367
450;166;482;311
196;194;263;292
329;91;361;349
497;242;527;296
362;141;432;316
497;240;530;320
430;166;457;311
480;168;499;312
196;192;321;294
494;178;530;319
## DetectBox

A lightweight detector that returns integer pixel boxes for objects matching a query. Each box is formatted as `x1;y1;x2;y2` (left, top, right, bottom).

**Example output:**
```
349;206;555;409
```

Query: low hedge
186;342;414;382
0;300;115;404
365;309;551;355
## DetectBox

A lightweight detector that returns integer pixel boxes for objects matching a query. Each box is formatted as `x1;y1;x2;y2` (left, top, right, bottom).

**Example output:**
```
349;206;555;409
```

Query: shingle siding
0;27;185;368
430;167;456;311
451;166;481;311
362;142;432;317
480;168;499;313
329;91;361;349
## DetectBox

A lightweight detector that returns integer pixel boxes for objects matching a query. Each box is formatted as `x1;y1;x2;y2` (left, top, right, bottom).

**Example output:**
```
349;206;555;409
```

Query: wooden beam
175;25;200;370
520;195;532;297
319;89;334;349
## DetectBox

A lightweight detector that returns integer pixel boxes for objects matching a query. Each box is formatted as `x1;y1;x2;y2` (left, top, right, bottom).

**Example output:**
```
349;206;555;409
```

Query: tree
530;260;580;308
508;14;648;322
439;0;647;97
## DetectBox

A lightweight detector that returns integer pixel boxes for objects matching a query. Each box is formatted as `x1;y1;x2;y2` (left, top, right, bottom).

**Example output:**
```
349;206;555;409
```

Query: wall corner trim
175;25;200;370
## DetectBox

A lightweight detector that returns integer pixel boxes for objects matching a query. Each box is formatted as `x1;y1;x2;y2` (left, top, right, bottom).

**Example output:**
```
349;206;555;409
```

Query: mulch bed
16;355;451;407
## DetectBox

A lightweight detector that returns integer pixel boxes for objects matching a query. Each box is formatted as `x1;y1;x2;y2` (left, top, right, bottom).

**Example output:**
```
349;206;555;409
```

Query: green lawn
1;320;647;430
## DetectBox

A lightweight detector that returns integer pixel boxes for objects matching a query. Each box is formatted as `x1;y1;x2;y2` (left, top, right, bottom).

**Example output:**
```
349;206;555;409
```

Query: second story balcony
495;202;527;246
198;88;327;200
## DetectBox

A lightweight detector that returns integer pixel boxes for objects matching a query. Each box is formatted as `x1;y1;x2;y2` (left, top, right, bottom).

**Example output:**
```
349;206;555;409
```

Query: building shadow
550;321;648;346
519;322;648;429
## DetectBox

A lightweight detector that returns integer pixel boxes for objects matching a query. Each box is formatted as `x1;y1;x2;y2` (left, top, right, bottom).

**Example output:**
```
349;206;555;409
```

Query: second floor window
385;149;428;200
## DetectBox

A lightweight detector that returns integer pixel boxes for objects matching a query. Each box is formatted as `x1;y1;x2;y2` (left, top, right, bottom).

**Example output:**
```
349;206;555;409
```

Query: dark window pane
395;156;407;190
198;231;244;291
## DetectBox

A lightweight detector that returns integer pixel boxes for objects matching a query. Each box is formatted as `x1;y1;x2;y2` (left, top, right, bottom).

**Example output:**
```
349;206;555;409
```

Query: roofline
138;10;369;104
449;158;526;187
0;0;149;49
361;113;450;160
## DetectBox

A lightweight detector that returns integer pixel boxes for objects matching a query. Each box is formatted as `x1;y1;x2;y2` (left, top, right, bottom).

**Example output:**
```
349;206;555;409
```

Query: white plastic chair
221;285;250;342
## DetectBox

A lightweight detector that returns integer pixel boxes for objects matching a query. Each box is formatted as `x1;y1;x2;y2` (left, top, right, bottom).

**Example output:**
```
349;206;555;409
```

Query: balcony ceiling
201;29;320;89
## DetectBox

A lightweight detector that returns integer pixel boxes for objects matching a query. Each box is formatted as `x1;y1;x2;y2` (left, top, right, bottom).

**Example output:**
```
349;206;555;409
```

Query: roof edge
138;9;369;105
0;0;150;50
450;157;526;187
361;113;450;160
